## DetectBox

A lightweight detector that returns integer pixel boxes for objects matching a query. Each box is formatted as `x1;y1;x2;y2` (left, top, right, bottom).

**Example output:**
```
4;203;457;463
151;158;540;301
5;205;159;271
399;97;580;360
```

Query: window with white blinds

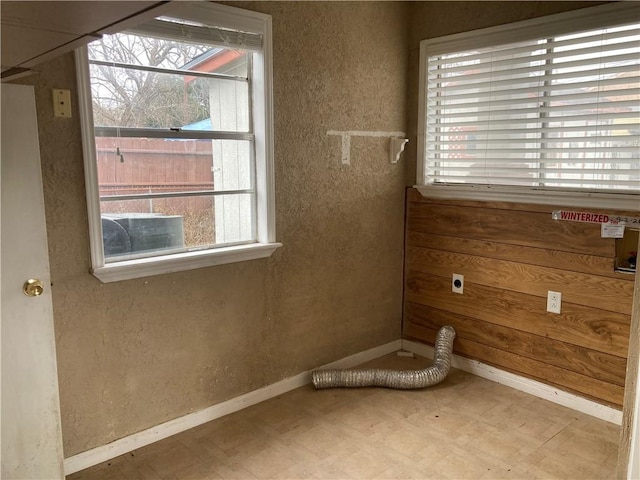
418;3;640;208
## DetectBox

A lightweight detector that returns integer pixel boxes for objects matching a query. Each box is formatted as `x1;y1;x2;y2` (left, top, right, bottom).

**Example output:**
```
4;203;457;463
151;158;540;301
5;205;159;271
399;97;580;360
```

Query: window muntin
419;5;640;205
77;3;278;281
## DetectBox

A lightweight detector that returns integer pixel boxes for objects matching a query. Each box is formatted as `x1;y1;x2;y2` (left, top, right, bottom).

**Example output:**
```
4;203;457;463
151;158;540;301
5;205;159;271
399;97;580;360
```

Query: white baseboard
402;339;623;425
64;336;621;474
63;339;402;476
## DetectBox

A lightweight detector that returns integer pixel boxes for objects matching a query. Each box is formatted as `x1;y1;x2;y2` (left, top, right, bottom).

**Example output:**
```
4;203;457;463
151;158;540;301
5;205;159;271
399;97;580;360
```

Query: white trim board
63;340;402;475
402;339;623;425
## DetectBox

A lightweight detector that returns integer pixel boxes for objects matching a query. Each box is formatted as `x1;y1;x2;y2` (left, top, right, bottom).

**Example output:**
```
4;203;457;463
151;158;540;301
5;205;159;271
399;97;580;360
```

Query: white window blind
423;11;640;195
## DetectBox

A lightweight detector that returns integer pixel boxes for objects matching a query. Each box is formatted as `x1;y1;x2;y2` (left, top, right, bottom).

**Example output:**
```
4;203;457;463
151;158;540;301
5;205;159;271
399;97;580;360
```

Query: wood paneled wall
403;188;636;408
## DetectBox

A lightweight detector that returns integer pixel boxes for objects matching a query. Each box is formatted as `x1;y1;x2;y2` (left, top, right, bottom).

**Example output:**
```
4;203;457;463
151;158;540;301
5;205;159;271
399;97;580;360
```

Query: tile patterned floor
67;353;620;479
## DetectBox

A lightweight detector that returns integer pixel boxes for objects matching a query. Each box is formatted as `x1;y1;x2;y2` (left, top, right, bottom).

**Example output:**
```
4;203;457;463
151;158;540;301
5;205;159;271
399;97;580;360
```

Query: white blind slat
428;101;640;120
427;77;639;103
429;158;640;166
428;136;638;146
427;69;639;96
429;61;637;90
429;44;639;79
426;175;639;187
427;167;639;175
429;146;640;154
427;124;640;136
430;39;639;69
427;112;638;130
427;88;638;111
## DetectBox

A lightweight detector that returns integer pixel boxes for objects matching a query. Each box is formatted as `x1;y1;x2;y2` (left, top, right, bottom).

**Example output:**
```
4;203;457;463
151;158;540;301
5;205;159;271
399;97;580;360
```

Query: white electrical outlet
452;274;464;294
547;291;561;314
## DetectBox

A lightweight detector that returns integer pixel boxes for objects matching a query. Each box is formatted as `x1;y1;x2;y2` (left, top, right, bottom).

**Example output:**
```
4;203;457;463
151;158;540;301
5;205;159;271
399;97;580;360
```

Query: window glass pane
88;32;248;76
89;64;249;131
96;137;252;195
101;193;254;262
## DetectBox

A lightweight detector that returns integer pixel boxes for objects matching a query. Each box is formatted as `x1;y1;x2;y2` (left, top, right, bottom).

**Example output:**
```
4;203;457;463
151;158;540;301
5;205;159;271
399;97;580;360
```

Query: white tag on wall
601;223;625;238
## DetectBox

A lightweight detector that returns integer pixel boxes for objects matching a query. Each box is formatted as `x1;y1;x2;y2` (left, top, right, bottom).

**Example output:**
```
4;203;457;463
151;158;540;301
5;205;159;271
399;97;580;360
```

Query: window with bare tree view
77;3;277;282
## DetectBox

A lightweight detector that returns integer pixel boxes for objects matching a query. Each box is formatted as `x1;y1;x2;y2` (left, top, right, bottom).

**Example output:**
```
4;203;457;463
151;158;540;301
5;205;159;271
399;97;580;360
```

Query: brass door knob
23;279;44;297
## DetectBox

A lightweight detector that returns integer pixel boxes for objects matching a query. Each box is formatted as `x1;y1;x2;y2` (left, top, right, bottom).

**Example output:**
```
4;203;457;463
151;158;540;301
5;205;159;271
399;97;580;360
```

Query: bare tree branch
88;33;211;129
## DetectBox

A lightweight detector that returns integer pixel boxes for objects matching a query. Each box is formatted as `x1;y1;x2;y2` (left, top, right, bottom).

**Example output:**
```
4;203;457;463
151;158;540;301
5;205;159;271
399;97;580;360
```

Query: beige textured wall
19;2;408;456
404;1;610;185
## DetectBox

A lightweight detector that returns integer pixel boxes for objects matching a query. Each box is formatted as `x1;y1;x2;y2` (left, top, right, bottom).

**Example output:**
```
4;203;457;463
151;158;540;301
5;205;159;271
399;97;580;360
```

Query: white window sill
414;185;640;212
91;242;282;283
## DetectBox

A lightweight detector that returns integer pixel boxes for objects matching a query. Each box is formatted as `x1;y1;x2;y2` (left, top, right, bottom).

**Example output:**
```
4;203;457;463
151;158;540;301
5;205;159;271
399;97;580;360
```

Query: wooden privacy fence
96;137;217;245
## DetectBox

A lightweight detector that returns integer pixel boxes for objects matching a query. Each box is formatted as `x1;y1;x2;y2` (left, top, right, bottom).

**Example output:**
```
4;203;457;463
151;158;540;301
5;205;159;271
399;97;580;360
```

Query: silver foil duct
311;325;456;390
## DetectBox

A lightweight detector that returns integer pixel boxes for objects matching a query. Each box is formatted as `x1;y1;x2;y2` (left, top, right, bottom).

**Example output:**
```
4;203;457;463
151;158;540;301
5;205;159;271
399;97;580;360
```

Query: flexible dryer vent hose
311;325;456;390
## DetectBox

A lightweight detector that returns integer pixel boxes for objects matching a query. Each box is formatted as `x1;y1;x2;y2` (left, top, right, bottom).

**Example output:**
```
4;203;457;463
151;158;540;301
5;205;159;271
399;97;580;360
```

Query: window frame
76;2;280;283
416;2;640;211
